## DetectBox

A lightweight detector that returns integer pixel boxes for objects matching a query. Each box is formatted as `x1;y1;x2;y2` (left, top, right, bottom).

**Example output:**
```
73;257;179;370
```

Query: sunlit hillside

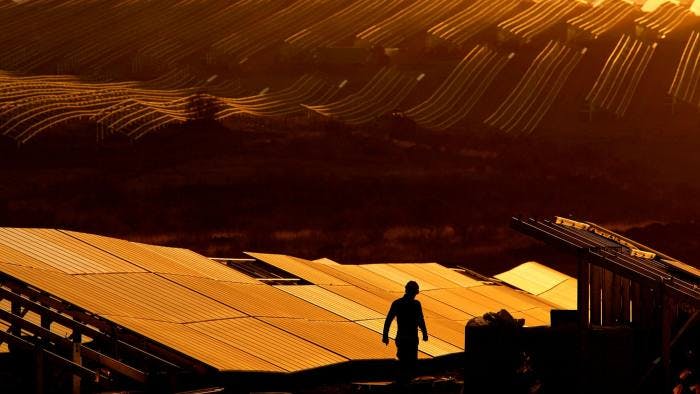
1;0;700;144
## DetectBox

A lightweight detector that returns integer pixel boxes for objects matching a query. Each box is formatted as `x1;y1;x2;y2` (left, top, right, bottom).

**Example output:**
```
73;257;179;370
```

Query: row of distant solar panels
0;228;575;373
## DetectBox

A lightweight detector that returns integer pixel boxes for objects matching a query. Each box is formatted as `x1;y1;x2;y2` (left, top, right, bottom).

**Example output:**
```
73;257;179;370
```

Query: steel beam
0;308;147;383
0;330;96;380
0;284;182;370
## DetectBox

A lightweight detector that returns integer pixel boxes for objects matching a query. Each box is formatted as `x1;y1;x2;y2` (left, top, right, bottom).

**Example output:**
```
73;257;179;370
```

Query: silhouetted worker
382;280;428;386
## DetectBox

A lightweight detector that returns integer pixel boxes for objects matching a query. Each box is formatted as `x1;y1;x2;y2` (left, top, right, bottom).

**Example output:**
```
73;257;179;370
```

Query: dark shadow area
0;117;698;274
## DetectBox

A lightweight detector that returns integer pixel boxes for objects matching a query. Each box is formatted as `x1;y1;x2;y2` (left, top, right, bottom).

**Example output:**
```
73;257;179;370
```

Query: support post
72;331;82;394
35;348;44;394
611;274;622;324
660;282;673;391
10;300;21;336
578;255;590;394
621;278;631;323
602;269;614;325
40;315;51;330
578;255;590;328
591;265;602;325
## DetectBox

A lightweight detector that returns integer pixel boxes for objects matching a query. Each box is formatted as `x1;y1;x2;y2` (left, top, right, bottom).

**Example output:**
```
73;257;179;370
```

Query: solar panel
303;262;405;292
319;284;396;314
414;263;482;288
388;263;471;289
422;288;500;317
0;242;62;271
538;278;577;310
416;293;475;321
260;317;404;360
65;230;217;276
320;282;471;321
361;263;441;291
274;285;384;321
186;317;347;372
357;319;462;357
107;315;283;372
423;318;467;347
162;274;344;321
0;228;573;376
0;319;9;353
470;284;559;311
141;244;259;283
302;260;477;321
517;307;551;326
0;228;143;274
495;261;571;295
246;252;350;285
315;264;406;292
0;262;159;319
509;310;549;327
78;273;245;323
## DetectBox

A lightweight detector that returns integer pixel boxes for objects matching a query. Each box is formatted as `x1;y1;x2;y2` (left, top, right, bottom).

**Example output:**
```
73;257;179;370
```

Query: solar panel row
0;228;564;373
250;252;560;326
495;261;577;310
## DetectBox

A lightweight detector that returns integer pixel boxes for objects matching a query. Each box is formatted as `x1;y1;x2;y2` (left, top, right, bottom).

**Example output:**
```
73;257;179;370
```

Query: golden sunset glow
0;1;699;392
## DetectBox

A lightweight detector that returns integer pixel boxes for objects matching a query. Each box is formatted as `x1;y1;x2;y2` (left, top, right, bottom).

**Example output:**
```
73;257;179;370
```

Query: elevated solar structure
0;228;567;392
511;216;700;390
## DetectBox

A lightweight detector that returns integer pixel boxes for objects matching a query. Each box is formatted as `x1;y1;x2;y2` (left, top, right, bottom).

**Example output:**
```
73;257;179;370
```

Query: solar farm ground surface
1;120;698;277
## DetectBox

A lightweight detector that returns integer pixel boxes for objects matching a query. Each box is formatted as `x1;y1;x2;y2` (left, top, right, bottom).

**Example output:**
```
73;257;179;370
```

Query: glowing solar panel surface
495;261;571;295
246;252;349;285
187;317;347;371
0;228;143;274
162;274;343;320
274;285;384;321
538;278;577;310
260;318;405;360
0;228;572;375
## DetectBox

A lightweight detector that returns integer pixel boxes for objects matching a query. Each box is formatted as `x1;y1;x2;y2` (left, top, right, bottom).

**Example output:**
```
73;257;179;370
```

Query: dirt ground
0;112;698;277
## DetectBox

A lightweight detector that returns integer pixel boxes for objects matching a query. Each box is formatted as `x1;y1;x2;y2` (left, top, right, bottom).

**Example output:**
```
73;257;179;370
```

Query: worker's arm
417;302;428;341
382;302;396;345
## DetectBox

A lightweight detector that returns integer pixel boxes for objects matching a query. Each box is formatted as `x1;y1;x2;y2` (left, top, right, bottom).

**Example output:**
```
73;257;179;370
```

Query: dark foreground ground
0;115;698;277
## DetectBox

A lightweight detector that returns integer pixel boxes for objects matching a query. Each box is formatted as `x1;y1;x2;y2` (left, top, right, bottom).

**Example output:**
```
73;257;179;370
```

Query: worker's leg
397;336;419;385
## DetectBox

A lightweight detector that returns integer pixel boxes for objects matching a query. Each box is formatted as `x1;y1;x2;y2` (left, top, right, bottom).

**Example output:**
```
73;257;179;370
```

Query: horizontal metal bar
82;347;147;383
0;330;97;380
511;217;700;304
0;284;182;370
0;308;147;383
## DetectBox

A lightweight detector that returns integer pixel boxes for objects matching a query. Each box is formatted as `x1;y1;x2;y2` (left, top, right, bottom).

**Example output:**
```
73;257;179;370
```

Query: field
1;118;698;277
1;0;700;275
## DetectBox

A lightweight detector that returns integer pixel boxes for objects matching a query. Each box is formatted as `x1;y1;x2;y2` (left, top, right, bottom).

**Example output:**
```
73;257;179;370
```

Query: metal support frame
72;330;82;394
511;217;700;302
0;308;147;383
660;283;673;390
0;280;193;371
577;253;590;328
0;274;217;392
671;311;700;348
0;330;96;380
512;216;700;393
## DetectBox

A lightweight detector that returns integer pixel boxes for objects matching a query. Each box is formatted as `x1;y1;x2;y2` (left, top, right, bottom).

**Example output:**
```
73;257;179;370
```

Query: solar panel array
495;261;577;310
4;0;700;139
0;228;568;373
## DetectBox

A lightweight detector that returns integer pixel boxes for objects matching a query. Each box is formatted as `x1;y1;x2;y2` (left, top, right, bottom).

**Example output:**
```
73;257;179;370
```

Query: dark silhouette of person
382;280;428;386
